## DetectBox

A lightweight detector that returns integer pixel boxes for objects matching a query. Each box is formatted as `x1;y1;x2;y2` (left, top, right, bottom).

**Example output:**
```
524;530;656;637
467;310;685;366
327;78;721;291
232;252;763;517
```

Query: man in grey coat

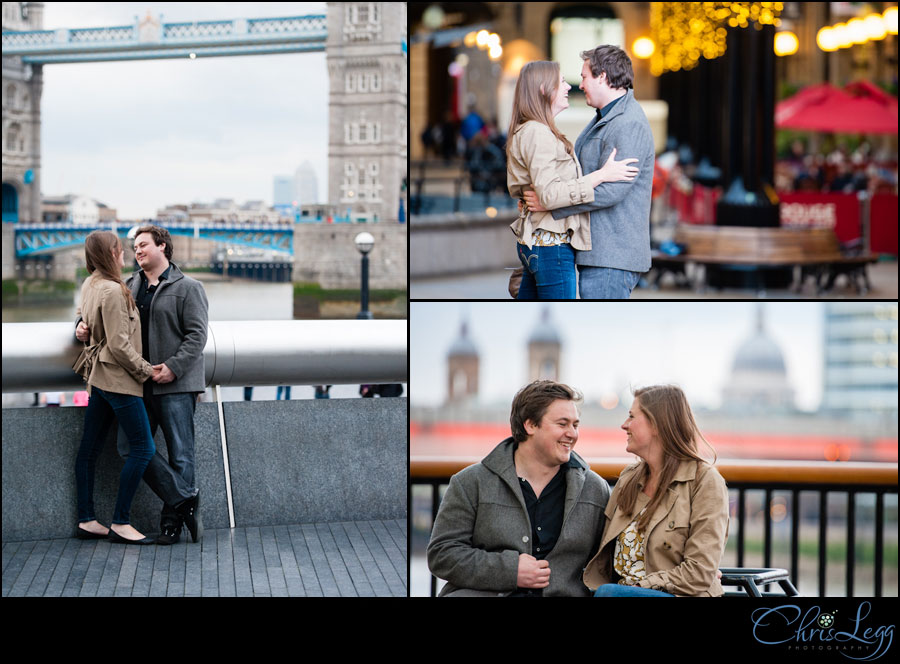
427;381;610;597
77;225;207;544
524;45;656;299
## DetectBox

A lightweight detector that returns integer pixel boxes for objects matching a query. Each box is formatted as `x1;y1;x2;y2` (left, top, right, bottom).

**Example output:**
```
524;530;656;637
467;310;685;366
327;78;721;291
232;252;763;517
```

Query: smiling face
133;232;167;272
524;398;580;467
579;59;608;109
549;72;571;116
622;397;660;461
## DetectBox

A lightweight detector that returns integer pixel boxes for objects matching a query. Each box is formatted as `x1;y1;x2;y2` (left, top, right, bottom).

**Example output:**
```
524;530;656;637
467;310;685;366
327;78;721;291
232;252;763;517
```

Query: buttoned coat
550;89;656;273
75;274;154;397
427;437;610;597
582;459;729;597
507;120;595;250
125;263;209;395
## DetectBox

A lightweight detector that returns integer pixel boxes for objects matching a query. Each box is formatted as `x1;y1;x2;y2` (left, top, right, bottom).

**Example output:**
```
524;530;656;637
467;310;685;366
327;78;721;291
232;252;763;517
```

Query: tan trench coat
583;459;729;597
506;120;594;250
75;274;154;397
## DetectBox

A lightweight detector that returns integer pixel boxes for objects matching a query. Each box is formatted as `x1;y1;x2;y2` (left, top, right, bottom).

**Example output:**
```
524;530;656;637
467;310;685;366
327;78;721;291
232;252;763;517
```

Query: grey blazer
551;89;656;273
426;438;610;597
125;263;209;395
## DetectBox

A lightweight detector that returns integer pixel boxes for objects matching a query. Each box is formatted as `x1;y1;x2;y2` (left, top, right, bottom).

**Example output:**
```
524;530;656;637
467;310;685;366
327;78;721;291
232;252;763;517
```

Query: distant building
447;319;479;403
821;303;898;424
528;307;561;382
721;304;795;413
42;194;117;224
156;199;282;224
273;176;294;207
294;161;319;206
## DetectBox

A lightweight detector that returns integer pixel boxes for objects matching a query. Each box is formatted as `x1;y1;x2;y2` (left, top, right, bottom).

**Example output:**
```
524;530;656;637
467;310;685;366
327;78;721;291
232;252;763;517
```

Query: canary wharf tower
326;2;407;222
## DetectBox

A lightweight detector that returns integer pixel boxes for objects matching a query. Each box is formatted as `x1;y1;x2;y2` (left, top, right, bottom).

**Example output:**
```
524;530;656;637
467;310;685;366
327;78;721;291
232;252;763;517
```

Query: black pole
357;253;372;319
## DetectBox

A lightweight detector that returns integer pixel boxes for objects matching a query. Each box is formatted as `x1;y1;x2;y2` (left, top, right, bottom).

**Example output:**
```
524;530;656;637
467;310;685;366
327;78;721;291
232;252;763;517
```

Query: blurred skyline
39;2;328;220
411;301;826;412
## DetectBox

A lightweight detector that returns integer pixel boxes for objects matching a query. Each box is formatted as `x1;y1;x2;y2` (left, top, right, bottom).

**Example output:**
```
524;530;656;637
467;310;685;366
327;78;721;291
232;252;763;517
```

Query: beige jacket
506;120;594;250
74;274;154;397
583;459;729;597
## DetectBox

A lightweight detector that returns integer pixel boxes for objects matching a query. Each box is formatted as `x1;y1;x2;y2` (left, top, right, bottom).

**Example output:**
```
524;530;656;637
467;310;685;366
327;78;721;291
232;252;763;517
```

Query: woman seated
584;385;729;596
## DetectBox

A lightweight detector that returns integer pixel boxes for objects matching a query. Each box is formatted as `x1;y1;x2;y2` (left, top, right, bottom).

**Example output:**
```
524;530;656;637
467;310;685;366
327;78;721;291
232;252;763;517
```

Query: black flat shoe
74;525;109;540
108;529;156;545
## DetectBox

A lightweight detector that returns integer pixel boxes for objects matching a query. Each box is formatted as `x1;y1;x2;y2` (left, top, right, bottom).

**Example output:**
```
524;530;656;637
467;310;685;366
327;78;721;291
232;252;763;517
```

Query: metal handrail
410;457;898;486
2;320;407;392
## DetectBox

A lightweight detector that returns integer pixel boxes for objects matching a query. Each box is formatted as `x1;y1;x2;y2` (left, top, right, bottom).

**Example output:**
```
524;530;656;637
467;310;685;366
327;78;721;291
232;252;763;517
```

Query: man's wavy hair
580;44;634;90
510;380;583;443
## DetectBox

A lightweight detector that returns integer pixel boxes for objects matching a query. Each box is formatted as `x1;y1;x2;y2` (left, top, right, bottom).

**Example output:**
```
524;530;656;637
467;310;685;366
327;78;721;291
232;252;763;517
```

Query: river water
2;275;406;405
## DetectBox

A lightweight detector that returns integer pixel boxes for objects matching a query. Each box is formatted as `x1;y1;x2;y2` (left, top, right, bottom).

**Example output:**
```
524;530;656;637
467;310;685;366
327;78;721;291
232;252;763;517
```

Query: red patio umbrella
776;82;898;134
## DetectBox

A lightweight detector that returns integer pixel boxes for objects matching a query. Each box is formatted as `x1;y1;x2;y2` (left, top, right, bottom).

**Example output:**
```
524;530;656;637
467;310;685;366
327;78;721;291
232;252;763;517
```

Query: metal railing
2;320;407;392
411;458;898;597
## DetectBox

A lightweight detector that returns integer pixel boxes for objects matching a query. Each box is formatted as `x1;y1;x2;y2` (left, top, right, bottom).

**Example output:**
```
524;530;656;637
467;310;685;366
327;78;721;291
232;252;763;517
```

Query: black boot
176;492;203;543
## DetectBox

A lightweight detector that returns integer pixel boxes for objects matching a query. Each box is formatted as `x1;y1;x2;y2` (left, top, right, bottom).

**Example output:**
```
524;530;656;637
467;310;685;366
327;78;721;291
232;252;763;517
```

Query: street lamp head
354;231;374;255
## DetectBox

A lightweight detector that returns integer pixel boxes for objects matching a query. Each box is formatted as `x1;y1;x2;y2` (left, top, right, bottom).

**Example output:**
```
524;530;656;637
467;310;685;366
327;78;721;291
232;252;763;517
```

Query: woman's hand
522;190;547;213
589;148;639;186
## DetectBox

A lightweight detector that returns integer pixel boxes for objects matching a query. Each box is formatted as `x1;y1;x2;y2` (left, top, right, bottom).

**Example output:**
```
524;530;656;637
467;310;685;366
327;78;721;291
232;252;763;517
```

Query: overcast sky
411;302;825;412
39;2;328;220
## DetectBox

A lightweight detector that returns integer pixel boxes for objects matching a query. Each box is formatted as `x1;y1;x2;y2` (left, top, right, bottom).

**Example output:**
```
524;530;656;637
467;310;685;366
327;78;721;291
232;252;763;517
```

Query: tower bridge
2;2;408;236
12;221;295;258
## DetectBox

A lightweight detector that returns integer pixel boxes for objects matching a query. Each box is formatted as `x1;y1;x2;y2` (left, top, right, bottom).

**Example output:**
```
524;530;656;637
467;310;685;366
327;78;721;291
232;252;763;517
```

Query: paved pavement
411;259;898;300
2;520;407;597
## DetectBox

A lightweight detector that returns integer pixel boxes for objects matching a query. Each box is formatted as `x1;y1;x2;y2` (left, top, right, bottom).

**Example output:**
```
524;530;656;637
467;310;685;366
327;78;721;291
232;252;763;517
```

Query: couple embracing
507;44;655;300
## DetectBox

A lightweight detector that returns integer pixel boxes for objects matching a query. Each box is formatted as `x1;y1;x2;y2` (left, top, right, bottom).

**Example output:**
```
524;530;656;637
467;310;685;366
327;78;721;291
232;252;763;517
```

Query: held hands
517;553;551;589
152;363;175;383
75;321;90;343
521;190;546;214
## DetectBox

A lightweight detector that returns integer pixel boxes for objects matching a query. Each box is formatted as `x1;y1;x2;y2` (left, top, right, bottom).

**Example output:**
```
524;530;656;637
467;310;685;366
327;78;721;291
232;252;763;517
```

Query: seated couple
426;380;729;597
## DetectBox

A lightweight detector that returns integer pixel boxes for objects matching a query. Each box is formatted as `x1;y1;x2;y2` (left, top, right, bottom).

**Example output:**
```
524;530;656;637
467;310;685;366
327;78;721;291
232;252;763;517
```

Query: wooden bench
651;224;877;295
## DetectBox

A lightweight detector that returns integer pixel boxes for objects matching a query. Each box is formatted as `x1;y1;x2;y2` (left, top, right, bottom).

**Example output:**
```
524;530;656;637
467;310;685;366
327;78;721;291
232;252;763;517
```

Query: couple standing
507;44;655;300
72;225;207;545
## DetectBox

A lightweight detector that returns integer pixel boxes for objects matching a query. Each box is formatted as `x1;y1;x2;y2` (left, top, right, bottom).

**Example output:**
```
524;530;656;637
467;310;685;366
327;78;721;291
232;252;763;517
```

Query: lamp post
354;231;374;320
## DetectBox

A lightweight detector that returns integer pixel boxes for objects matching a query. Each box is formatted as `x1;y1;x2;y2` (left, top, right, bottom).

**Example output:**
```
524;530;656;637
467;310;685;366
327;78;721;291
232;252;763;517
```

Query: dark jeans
117;391;197;528
516;242;577;300
75;387;156;525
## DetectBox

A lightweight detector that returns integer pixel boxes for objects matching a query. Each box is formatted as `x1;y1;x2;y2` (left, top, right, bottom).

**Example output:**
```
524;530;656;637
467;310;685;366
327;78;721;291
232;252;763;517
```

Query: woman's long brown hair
84;230;136;313
616;385;717;532
507;60;573;155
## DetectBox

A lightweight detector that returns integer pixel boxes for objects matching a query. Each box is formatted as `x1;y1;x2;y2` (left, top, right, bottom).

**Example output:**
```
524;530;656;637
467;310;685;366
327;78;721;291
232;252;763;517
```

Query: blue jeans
75;387;156;525
117;392;197;528
516;242;577;300
594;584;674;597
578;265;641;299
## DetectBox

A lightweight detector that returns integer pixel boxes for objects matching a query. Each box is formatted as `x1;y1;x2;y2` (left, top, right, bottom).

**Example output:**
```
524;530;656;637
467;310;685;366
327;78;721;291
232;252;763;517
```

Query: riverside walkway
3;519;407;597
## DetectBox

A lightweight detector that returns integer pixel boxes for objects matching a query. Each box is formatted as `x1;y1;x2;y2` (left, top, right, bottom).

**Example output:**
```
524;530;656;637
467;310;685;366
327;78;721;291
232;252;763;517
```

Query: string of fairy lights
647;2;784;75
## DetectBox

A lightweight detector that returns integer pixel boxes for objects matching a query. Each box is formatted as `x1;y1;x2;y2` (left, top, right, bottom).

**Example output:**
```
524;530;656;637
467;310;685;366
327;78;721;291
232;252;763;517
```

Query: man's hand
152;363;175;384
522;190;547;213
75;321;90;343
517;553;551;589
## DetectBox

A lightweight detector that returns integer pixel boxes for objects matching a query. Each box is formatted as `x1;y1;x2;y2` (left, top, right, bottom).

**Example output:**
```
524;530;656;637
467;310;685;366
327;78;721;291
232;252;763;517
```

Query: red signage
779;192;860;243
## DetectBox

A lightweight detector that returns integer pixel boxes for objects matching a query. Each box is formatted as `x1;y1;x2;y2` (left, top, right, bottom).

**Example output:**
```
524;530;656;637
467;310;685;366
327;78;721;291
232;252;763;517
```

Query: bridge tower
326;2;407;223
1;2;43;226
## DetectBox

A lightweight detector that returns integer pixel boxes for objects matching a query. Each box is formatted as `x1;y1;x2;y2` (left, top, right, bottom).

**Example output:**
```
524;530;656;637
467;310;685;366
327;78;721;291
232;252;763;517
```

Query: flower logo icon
817;613;835;628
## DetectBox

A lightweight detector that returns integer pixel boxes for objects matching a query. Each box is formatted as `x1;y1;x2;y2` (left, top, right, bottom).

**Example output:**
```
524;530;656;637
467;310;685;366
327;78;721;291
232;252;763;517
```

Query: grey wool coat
551;89;656;273
426;438;610;597
125;263;209;395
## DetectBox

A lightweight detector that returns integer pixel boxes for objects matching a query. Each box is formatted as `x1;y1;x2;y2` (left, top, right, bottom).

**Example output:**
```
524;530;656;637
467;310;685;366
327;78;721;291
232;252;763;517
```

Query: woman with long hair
583;385;729;596
72;230;157;544
506;60;639;299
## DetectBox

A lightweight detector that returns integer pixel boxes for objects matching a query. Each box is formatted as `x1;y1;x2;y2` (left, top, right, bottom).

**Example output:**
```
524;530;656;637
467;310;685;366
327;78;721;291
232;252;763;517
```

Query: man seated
427;380;610;596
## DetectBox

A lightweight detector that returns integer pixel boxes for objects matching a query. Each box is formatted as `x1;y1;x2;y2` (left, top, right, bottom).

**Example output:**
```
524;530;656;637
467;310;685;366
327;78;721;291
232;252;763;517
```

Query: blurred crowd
775;138;899;195
420;103;509;194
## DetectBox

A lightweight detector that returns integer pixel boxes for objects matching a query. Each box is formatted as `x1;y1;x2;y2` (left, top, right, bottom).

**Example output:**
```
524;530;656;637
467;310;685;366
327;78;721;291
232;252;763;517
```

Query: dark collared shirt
135;264;171;363
511;456;573;596
598;92;625;120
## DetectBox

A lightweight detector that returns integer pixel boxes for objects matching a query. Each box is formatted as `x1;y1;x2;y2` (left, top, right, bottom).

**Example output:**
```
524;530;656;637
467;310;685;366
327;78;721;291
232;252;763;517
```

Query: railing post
818;491;828;596
846;490;855;597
